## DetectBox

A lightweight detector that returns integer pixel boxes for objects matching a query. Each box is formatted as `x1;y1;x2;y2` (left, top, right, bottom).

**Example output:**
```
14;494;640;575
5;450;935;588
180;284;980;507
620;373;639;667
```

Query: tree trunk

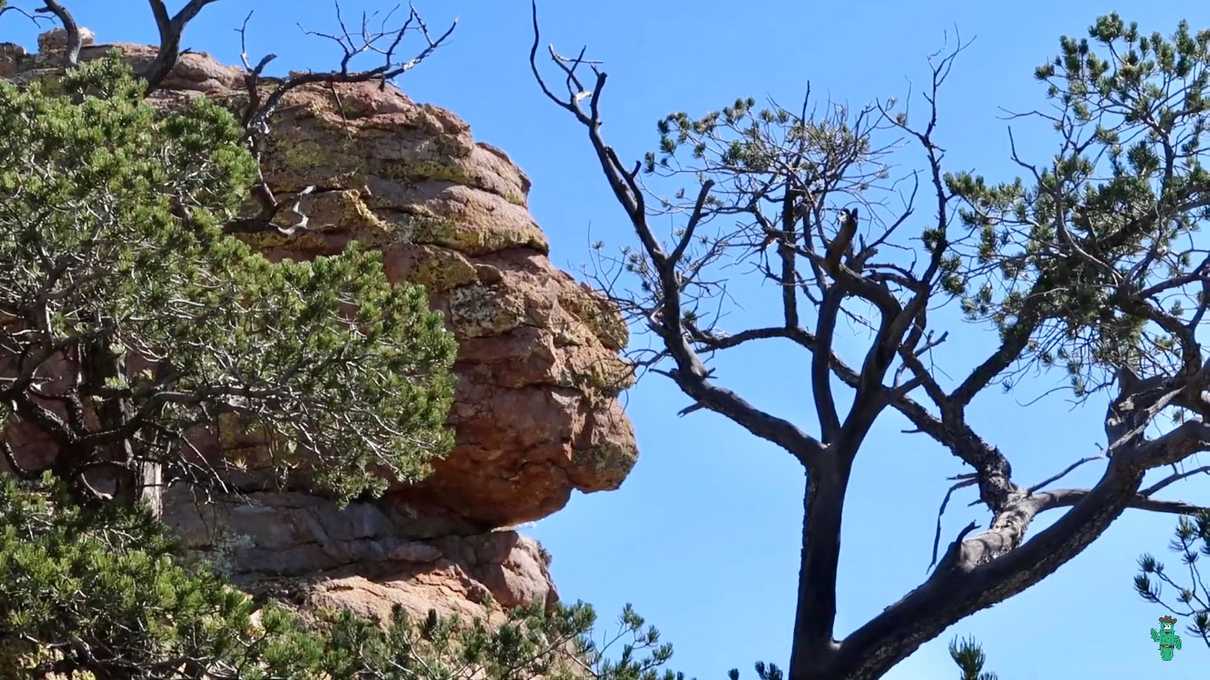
139;459;163;517
82;326;156;513
789;456;852;679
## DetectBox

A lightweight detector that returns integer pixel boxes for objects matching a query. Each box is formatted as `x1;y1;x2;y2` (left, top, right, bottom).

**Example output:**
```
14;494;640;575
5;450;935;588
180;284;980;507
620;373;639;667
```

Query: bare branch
0;3;51;24
929;475;977;570
1027;455;1104;494
35;0;80;66
1141;465;1210;498
226;3;454;237
1036;488;1210;516
144;0;221;94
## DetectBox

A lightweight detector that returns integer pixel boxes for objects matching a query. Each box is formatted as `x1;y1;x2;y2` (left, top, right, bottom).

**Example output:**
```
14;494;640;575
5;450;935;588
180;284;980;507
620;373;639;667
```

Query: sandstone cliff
1;31;636;623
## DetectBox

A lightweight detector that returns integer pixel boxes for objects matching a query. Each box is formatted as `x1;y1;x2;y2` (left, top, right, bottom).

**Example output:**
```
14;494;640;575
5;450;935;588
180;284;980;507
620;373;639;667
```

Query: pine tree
0;475;683;678
1135;511;1210;648
0;56;456;508
948;637;1000;680
533;8;1210;678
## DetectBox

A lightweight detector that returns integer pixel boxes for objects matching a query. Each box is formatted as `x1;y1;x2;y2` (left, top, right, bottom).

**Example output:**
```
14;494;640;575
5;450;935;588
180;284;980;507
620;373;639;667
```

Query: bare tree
227;2;456;236
532;6;1210;679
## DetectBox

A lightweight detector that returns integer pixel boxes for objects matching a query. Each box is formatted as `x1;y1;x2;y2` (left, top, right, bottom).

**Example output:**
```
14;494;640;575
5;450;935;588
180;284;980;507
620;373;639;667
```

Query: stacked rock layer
0;32;637;621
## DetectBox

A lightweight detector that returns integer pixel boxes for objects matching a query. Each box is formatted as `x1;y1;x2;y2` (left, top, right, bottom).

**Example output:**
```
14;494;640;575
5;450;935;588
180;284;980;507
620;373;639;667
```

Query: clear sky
7;2;1210;678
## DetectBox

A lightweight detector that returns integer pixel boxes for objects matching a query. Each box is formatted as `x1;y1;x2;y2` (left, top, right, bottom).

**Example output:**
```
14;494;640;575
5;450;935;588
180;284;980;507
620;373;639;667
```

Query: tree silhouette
532;7;1210;678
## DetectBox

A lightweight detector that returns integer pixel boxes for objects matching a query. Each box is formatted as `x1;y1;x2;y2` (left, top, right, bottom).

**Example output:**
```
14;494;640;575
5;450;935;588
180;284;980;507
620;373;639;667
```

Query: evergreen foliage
0;476;682;679
0;56;456;505
725;661;784;680
1136;511;1210;648
943;14;1210;394
0;45;680;680
948;637;999;680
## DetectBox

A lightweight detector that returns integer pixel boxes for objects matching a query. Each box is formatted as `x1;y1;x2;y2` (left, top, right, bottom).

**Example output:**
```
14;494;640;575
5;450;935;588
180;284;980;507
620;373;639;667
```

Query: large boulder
1;32;638;621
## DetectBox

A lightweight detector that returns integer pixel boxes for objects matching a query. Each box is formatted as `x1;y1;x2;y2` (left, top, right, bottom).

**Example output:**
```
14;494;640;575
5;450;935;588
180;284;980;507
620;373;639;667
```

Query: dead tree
532;6;1210;679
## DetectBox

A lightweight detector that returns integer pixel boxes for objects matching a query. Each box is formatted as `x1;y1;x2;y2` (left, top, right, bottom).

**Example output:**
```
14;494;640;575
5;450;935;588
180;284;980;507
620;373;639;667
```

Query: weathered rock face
163;486;557;624
231;76;638;526
1;33;637;621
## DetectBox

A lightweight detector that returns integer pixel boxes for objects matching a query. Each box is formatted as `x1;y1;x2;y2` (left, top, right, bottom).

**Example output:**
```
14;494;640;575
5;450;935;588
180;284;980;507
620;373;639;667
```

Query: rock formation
1;31;637;622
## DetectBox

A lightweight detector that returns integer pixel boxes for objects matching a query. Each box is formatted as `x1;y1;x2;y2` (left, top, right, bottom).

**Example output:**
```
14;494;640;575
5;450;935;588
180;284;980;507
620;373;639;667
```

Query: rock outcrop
1;32;636;622
233;75;637;527
163;487;557;624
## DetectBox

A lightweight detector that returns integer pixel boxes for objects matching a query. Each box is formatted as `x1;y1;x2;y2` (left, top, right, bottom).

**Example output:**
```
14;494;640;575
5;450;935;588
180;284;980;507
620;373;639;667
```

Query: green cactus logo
1150;615;1183;662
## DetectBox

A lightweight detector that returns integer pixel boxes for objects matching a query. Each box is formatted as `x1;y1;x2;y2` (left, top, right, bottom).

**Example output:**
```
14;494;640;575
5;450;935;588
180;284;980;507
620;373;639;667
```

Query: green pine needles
1136;511;1210;649
0;55;456;505
948;637;999;680
0;476;680;679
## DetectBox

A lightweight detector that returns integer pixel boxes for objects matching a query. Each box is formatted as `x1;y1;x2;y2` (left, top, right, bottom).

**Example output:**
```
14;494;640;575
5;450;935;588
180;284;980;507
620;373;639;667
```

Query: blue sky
7;2;1210;677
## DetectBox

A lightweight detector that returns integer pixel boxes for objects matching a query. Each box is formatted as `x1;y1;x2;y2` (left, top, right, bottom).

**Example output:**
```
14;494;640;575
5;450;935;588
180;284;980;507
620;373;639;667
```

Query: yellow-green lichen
386;159;475;186
236;190;394;252
558;289;629;351
271;135;361;180
565;355;633;401
571;439;636;484
402;247;479;292
395;212;547;256
446;285;527;338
